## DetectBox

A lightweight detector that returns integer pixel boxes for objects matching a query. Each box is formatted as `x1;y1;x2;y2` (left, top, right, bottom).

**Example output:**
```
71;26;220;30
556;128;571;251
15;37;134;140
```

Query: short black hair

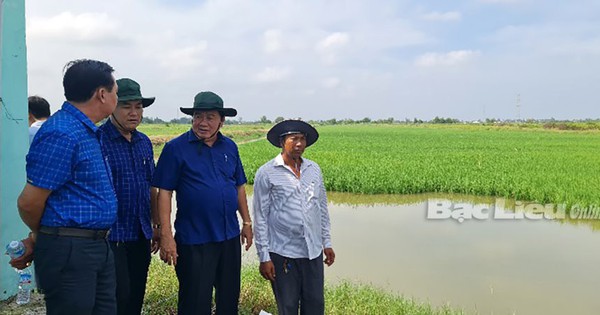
28;96;51;119
63;59;115;103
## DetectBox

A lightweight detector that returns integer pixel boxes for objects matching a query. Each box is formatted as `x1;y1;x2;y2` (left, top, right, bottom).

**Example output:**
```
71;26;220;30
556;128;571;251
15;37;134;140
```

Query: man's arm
10;183;51;269
157;188;177;266
253;170;276;280
237;185;253;251
150;187;160;253
9;235;35;270
318;170;335;266
17;183;51;232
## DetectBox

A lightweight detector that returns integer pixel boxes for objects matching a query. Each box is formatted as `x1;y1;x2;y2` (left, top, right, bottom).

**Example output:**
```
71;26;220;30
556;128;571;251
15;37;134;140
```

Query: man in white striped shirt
253;120;335;315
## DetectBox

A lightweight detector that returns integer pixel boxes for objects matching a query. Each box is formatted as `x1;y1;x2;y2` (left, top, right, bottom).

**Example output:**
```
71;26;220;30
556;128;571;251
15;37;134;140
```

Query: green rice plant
239;124;600;210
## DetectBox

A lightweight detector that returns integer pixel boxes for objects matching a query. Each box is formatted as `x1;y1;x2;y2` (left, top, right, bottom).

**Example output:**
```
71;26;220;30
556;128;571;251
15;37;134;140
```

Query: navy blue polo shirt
99;121;155;242
26;102;117;229
152;130;247;245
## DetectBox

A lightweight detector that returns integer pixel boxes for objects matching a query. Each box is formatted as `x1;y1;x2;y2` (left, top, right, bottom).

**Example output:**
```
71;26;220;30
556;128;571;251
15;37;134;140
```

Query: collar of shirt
273;153;313;173
185;129;224;145
61;101;99;134
102;119;142;143
31;120;45;128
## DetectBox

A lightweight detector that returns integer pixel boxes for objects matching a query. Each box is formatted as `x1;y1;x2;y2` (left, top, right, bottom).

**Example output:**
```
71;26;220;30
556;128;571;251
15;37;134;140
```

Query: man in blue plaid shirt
16;59;119;315
99;78;159;315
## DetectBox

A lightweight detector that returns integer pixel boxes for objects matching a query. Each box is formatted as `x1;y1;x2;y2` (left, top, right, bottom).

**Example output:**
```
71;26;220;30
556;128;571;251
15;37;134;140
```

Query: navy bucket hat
267;120;319;148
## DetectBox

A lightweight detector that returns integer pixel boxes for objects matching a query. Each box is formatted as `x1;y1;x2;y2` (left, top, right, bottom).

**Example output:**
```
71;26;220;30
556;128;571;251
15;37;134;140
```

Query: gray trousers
270;252;324;315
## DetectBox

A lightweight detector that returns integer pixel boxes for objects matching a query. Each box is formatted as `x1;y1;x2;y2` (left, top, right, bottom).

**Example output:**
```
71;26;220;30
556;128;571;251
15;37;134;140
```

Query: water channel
320;192;600;315
175;190;600;314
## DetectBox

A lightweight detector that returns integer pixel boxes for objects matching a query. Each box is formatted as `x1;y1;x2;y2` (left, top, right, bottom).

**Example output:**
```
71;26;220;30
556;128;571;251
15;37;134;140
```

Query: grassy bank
1;258;464;314
142;258;463;315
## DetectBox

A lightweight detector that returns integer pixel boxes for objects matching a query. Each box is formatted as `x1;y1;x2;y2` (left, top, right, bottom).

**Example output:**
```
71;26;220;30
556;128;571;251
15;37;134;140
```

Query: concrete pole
0;0;29;300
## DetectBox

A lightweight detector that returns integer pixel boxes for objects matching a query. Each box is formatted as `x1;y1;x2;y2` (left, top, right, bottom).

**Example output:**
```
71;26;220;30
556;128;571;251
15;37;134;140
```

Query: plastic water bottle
5;240;32;305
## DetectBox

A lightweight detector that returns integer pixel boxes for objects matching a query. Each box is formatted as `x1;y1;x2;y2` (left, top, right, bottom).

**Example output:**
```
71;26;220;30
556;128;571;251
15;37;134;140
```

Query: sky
24;0;600;121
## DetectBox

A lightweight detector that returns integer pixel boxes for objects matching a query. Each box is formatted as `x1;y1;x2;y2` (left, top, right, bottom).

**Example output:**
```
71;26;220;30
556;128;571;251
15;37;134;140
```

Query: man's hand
240;225;253;251
8;235;35;270
324;247;335;266
159;234;178;266
259;261;276;281
151;227;160;254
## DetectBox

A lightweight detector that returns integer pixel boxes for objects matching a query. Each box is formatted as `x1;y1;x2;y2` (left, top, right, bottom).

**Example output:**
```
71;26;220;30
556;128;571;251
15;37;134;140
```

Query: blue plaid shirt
99;121;155;242
26;102;117;229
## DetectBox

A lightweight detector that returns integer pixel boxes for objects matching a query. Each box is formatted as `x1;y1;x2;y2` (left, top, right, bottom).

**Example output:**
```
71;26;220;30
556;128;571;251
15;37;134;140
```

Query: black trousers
110;238;151;315
34;233;116;315
175;236;241;315
270;252;325;315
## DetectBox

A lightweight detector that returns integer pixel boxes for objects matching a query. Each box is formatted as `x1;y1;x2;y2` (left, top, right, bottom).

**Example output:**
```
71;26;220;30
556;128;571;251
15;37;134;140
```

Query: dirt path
237;137;265;145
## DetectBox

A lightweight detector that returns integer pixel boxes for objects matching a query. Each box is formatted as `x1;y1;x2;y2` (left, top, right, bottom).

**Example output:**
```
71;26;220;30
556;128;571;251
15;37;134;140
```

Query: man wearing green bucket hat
152;91;253;314
99;78;159;315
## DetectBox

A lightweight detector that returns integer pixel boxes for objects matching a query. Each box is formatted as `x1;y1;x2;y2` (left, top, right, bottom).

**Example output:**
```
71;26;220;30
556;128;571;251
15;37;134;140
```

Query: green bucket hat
116;78;155;108
180;91;237;117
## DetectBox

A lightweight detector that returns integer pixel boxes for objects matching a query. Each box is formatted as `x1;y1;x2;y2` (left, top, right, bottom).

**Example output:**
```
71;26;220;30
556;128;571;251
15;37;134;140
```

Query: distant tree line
141;115;600;128
142;117;191;124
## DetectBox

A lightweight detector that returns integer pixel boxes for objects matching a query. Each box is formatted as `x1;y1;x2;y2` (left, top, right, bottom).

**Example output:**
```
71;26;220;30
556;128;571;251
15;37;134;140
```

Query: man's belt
39;226;110;240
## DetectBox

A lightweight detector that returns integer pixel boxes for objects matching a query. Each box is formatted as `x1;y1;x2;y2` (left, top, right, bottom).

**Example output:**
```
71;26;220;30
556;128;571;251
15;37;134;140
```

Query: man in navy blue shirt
99;78;159;315
153;91;253;315
16;59;119;315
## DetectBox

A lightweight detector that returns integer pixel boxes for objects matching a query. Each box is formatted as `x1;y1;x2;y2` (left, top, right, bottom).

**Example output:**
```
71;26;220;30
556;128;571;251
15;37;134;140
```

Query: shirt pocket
217;152;236;180
305;181;320;206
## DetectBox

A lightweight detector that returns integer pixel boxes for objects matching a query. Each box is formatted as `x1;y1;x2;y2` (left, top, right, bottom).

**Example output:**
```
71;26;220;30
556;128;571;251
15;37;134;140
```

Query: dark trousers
110;238;151;315
270;252;325;315
34;233;116;315
175;236;241;315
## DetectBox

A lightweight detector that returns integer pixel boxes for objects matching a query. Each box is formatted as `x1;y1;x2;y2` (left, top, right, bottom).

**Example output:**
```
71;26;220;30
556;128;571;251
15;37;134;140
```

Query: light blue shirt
253;154;332;262
28;120;44;144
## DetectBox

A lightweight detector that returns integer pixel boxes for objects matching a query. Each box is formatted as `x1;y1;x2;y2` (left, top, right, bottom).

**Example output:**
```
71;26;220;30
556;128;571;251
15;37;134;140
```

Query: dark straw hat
117;78;155;108
267;120;319;148
180;91;237;117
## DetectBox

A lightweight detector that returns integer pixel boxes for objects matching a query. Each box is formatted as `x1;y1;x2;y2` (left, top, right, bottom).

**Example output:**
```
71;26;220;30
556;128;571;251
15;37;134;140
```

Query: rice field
137;123;600;209
137;123;269;157
237;124;600;209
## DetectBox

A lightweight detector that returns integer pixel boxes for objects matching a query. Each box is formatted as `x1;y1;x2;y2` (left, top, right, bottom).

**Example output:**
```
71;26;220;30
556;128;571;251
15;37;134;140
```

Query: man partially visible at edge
253;120;335;315
152;91;253;315
13;59;119;315
99;78;159;315
28;95;51;144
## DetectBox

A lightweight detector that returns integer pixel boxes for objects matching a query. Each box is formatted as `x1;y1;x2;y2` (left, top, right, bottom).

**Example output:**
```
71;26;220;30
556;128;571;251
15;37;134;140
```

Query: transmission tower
516;93;521;121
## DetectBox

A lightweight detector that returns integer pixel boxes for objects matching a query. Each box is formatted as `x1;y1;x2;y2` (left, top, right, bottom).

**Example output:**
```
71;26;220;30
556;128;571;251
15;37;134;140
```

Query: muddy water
322;192;600;315
174;191;600;314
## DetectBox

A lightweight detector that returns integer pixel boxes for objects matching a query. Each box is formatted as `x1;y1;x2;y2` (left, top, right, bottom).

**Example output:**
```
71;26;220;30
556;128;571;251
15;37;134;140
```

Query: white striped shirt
253;154;332;262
